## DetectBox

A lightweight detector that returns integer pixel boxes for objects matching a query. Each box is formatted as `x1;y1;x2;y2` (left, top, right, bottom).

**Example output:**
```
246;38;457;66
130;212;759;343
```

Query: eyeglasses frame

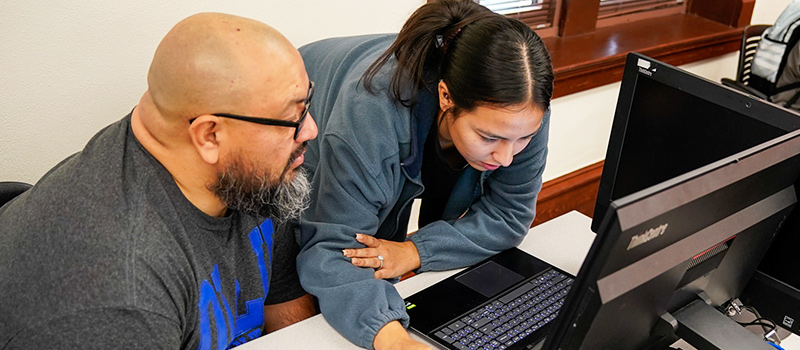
198;81;314;140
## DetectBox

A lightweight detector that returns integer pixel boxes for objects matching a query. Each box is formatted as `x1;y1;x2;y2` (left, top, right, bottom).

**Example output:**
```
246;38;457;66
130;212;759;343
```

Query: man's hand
343;234;421;279
373;321;432;350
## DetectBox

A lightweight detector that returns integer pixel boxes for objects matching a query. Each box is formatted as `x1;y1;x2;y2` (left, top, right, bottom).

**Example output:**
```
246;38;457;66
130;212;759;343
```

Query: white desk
241;211;800;350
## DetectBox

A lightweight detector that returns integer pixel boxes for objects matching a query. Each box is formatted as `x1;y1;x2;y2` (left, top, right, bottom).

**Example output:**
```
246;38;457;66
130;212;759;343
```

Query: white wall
0;1;424;183
0;0;792;184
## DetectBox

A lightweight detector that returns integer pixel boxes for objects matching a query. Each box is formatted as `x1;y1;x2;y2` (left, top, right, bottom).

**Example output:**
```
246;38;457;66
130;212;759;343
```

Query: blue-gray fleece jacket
296;34;549;349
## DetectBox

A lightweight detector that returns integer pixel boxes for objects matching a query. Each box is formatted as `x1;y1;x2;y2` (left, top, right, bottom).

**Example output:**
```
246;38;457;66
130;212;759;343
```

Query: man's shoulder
0;201;199;330
0;112;194;291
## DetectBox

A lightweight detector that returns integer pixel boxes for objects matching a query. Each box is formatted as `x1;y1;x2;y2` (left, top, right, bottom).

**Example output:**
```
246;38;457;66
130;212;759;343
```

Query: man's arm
264;293;316;333
265;221;317;333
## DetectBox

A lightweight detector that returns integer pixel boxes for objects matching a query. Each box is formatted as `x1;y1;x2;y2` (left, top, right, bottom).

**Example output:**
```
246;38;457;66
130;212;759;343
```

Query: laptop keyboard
432;269;573;350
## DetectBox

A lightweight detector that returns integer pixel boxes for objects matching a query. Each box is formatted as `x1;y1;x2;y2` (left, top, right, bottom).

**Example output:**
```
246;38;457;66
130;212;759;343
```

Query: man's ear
438;80;452;112
188;115;221;165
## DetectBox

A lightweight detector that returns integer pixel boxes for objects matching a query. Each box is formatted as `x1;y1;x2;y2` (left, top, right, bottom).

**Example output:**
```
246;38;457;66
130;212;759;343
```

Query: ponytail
363;0;553;115
362;0;494;107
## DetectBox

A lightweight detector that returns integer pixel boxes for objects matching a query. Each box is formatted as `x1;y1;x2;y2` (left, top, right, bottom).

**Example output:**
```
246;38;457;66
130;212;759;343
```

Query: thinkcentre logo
627;223;669;250
637;58;654;76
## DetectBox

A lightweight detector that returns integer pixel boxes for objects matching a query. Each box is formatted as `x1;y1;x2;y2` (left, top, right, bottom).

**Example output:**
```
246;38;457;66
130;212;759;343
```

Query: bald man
0;13;317;349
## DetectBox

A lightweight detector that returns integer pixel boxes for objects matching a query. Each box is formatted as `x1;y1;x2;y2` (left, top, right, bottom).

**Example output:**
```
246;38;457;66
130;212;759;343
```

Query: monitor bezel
591;53;800;233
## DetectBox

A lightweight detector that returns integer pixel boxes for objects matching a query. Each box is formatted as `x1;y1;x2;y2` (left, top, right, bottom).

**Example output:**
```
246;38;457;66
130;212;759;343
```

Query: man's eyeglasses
197;81;314;140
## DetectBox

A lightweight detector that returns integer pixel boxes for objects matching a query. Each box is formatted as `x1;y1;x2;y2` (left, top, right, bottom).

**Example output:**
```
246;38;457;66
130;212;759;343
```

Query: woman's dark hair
362;0;554;116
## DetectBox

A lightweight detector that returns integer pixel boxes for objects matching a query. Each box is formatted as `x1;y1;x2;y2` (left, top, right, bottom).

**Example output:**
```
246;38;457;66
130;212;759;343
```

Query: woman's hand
343;234;421;279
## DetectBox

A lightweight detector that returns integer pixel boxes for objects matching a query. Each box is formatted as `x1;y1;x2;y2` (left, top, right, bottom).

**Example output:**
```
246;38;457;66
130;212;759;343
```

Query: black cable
744;305;776;336
745;305;764;319
738;321;777;330
722;301;781;343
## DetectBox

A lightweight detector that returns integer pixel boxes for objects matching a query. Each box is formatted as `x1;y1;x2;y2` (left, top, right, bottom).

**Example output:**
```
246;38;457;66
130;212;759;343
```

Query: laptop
404;247;574;350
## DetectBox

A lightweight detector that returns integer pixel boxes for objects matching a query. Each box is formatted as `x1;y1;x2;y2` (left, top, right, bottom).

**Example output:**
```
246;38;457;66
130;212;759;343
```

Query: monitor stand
672;295;773;350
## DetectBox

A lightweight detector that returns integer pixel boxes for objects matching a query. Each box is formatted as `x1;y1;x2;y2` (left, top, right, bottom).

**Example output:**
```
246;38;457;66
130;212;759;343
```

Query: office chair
0;181;32;207
721;24;771;99
722;21;800;110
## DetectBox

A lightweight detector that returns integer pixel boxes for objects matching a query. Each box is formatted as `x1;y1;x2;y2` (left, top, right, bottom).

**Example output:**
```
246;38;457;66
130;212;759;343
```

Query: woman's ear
438;80;452;112
188;115;221;165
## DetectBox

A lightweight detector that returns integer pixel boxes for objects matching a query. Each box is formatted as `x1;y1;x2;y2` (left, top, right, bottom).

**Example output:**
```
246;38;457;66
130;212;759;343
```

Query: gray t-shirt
0;114;304;349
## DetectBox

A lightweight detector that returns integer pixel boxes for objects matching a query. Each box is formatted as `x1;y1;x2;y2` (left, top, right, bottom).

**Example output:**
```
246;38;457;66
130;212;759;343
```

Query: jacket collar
401;88;438;178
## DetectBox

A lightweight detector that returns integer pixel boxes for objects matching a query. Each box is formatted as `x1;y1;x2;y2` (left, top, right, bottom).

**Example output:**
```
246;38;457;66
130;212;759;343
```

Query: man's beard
210;145;310;223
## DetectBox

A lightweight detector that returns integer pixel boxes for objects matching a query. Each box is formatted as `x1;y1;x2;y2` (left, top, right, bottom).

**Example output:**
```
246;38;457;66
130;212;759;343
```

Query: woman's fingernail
342;249;349;257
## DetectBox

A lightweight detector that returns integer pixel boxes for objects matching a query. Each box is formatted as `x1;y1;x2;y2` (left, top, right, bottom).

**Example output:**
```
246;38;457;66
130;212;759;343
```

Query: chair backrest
736;24;770;87
721;25;773;99
749;0;800;97
0;181;32;208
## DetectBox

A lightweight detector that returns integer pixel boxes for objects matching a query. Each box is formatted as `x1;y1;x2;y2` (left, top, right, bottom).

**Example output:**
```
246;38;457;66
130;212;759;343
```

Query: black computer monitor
542;53;800;350
591;54;800;233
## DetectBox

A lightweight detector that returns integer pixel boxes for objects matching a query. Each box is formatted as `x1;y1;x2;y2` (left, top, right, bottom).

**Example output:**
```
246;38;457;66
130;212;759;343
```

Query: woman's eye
481;136;498;143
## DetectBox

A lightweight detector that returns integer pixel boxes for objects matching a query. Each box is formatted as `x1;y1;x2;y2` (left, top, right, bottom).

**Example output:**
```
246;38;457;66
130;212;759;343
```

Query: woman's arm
409;110;551;272
296;130;412;349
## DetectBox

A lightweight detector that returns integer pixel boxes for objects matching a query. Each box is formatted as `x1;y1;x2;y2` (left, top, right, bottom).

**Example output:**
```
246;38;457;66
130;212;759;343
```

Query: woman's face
441;103;543;171
437;82;544;172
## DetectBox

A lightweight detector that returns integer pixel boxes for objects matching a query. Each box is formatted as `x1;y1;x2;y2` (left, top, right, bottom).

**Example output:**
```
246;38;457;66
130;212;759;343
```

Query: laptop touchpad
455;260;524;298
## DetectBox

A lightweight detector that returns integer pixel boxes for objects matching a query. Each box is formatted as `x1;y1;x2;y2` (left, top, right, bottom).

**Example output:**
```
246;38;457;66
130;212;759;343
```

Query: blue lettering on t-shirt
248;219;273;296
198;266;231;350
197;219;274;350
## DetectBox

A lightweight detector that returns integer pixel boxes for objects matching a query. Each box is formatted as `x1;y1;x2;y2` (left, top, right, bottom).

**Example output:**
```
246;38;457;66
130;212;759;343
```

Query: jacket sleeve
296;108;409;349
408;109;551;272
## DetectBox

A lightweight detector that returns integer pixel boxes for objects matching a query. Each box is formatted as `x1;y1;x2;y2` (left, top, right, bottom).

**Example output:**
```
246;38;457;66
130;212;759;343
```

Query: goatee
210;150;310;223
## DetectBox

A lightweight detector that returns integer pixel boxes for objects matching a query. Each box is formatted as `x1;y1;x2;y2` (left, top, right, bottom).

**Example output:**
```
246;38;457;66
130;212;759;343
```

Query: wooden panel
545;13;742;98
737;0;756;28
689;0;741;27
689;0;754;27
533;160;604;226
559;0;601;37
